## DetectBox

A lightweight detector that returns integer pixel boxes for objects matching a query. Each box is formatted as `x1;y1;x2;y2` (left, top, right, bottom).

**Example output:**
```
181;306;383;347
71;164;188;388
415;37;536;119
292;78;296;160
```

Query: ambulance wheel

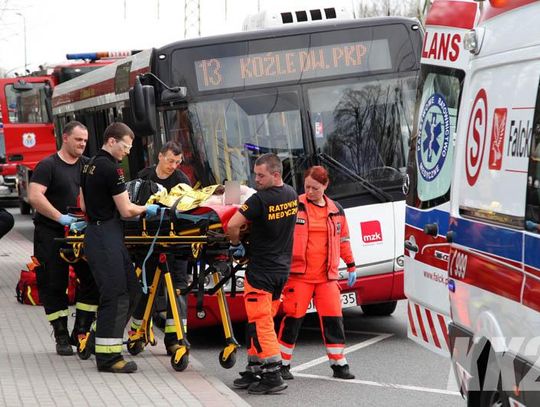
361;301;397;316
218;349;236;369
468;347;508;407
171;350;189;371
127;339;145;356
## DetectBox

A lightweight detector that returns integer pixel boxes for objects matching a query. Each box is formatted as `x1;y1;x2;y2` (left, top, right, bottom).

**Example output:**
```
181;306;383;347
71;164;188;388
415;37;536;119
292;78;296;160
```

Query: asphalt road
5;206;465;407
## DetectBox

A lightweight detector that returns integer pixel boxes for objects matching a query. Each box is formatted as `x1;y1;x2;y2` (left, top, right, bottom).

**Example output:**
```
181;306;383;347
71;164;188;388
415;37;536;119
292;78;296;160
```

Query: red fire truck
0;52;135;212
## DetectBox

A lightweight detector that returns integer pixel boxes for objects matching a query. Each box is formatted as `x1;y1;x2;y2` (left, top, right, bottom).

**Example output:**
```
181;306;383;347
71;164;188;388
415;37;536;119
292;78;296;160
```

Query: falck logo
360;220;383;244
22;132;36;148
488;108;507;170
416;93;451;182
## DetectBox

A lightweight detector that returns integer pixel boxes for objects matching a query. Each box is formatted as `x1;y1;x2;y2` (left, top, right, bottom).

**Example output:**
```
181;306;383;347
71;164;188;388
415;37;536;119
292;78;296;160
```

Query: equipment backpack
16;257;77;305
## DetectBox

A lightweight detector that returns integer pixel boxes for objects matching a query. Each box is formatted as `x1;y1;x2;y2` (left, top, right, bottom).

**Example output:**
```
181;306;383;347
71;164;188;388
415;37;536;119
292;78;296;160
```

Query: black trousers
132;255;188;345
85;219;141;368
33;222;98;320
0;208;14;239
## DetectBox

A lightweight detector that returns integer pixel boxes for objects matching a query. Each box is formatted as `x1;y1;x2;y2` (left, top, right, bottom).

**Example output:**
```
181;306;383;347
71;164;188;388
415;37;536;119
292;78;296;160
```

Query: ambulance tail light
464;28;485;55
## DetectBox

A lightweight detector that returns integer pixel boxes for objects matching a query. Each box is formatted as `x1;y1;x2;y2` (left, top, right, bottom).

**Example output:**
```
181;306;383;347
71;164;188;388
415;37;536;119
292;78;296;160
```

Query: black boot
331;364;355;380
51;317;74;356
233;371;261;389
248;370;287;394
70;309;96;347
280;364;294;380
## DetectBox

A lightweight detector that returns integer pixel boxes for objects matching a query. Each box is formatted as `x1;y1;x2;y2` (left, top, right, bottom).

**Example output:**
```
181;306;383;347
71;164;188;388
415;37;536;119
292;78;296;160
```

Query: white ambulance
407;0;540;406
404;0;480;356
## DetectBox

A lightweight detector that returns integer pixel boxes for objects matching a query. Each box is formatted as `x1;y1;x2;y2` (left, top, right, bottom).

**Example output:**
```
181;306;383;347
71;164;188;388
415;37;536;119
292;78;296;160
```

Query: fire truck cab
406;0;540;406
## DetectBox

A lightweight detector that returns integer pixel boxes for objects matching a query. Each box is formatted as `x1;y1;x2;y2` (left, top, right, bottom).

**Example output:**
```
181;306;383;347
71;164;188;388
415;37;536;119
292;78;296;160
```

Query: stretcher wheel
218;348;236;369
171;349;189;372
77;331;94;360
127;339;145;356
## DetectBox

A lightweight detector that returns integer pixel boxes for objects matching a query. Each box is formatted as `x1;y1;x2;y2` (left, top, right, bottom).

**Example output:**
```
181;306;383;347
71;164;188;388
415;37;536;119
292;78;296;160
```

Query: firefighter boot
331;364;355;380
51;317;74;356
97;358;138;374
70;310;96;347
247;370;288;395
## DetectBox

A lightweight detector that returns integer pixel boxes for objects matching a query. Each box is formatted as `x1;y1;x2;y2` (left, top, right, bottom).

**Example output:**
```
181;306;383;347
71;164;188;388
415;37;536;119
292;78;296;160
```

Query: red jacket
290;194;355;280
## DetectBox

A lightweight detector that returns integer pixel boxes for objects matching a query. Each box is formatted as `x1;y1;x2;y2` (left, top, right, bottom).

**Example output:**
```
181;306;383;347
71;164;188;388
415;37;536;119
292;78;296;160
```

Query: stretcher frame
57;213;242;371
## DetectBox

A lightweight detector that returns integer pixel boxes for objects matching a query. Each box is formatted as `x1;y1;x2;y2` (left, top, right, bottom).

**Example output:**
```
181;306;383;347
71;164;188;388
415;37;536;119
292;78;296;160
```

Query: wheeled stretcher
57;204;245;372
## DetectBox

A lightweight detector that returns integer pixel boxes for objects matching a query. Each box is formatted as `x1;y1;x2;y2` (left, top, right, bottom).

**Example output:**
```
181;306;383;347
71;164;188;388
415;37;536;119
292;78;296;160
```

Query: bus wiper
317;152;392;203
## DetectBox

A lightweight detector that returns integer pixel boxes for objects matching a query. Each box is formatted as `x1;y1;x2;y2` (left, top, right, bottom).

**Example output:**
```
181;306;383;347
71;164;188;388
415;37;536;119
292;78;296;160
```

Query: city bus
51;16;423;327
0;53;132;212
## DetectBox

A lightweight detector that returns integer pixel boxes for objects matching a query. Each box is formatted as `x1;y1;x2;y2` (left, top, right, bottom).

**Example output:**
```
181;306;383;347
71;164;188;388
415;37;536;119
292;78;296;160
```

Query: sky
0;0;361;76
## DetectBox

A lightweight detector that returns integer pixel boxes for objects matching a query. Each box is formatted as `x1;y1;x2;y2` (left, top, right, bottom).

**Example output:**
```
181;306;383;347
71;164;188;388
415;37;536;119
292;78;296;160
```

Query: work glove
526;220;538;232
229;242;246;259
347;267;357;287
145;204;160;218
58;214;78;226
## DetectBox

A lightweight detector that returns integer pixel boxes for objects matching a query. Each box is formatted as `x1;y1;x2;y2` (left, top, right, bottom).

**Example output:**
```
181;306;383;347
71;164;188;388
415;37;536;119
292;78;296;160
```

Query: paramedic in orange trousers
277;165;357;380
227;153;298;395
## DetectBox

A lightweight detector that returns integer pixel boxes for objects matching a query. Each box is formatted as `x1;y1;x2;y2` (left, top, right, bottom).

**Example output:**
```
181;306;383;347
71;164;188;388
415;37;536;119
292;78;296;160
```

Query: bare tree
356;0;431;22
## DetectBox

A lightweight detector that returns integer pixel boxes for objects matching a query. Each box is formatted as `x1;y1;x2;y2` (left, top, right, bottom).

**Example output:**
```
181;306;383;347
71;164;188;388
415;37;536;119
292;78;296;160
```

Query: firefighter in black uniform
28;121;99;356
227;153;298;395
130;140;192;355
81;122;159;373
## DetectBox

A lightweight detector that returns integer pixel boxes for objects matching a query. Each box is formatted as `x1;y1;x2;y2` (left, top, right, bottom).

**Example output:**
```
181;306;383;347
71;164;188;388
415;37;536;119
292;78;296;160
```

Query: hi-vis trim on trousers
407;300;450;357
46;309;69;322
95;337;123;354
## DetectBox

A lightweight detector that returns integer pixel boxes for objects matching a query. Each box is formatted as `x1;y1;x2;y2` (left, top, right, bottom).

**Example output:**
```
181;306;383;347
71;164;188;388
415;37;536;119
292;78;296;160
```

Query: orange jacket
291;194;355;280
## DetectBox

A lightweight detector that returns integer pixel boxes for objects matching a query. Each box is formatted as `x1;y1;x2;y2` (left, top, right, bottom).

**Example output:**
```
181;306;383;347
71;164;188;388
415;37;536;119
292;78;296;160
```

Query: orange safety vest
291;194;355;280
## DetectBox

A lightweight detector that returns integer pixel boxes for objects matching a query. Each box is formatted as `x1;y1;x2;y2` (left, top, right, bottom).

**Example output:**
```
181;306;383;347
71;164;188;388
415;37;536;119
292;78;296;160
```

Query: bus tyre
361;301;397;316
19;200;31;215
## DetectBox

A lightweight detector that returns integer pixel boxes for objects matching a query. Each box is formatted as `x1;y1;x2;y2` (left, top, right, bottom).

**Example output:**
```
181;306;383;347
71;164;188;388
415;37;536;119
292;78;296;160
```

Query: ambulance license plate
306;292;357;313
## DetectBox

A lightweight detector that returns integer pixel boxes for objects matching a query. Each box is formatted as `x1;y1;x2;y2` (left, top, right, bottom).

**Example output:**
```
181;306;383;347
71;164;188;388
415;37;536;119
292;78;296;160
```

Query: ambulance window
525;81;540;233
406;65;464;209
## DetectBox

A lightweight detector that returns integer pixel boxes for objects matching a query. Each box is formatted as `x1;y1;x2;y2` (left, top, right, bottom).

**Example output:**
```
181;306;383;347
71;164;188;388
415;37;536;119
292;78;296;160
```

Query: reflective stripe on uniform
76;302;98;312
340;237;350;242
46;309;70;321
130;318;143;330
165;319;177;334
326;346;345;355
95;337;123;354
279;343;294;356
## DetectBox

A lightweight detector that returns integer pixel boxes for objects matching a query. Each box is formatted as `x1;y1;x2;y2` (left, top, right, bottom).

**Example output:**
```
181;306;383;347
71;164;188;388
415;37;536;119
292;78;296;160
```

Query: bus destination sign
194;39;391;91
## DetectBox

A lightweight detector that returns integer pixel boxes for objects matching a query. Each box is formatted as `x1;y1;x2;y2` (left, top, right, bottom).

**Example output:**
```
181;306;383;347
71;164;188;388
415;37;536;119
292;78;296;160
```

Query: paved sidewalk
0;228;250;407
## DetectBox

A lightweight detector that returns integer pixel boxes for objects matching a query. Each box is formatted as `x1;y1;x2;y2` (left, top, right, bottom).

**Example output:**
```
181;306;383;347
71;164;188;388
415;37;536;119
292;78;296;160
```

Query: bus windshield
165;89;304;190
307;75;416;200
4;82;50;124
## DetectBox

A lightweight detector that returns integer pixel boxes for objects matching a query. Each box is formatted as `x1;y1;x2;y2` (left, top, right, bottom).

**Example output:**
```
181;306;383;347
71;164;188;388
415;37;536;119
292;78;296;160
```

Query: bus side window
525;79;540;233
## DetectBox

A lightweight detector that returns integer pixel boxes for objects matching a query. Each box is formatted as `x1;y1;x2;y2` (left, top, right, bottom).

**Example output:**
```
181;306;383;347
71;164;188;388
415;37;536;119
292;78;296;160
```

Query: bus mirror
129;78;157;136
161;87;187;104
12;80;33;91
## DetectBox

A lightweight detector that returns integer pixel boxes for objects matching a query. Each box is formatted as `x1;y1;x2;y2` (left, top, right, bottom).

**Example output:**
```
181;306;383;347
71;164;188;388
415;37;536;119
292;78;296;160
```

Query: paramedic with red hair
277;165;357;380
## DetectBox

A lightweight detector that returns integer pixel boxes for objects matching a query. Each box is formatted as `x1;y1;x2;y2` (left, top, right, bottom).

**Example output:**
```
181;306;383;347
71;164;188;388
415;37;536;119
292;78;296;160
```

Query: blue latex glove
347;268;357;287
229;242;246;258
58;214;78;226
526;220;538;232
145;204;160;218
